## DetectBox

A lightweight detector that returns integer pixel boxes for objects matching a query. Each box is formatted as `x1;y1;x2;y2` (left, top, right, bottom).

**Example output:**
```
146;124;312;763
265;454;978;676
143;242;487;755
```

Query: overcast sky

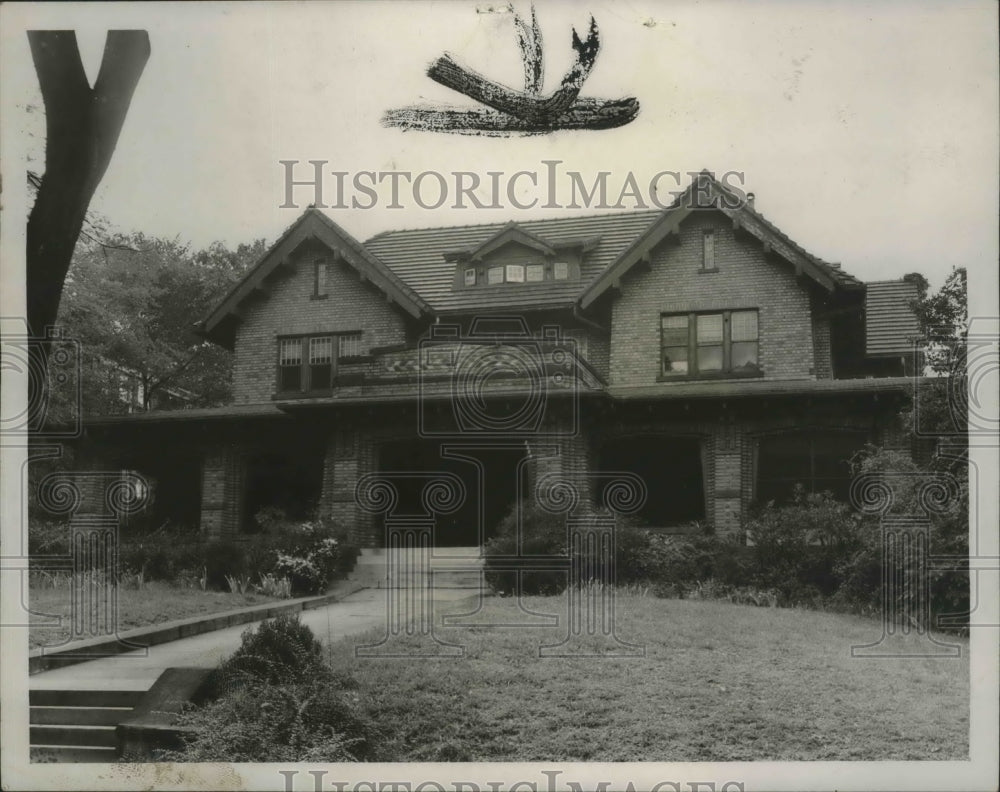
3;1;998;299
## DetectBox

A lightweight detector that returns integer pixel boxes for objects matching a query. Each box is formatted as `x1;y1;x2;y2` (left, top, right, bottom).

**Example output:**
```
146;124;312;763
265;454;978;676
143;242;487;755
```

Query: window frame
276;331;364;394
313;258;329;299
659;309;761;380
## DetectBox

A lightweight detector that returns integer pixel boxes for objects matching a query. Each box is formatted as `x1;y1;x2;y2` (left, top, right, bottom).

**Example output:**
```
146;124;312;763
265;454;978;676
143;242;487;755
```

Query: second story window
309;336;333;389
661;309;760;378
314;258;328;298
553;261;569;280
526;263;545;282
338;332;361;359
701;230;716;271
279;338;303;391
487;266;504;285
506;264;525;283
464;268;477;286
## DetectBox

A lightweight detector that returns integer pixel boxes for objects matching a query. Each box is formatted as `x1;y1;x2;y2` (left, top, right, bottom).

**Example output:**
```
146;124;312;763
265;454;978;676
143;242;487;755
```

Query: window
278;332;363;392
702;230;715;271
309;336;333;389
526;264;545;282
553;261;569;280
487;266;504;285
338;332;362;360
505;264;525;283
756;431;867;503
464;268;477;286
314;258;328;297
279;338;303;391
661;309;760;378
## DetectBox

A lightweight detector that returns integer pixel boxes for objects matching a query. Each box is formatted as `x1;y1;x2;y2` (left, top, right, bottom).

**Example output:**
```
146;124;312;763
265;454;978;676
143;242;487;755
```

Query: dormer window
526;264;545;282
506;264;525;283
464;268;477;286
553;261;569;280
487;266;504;285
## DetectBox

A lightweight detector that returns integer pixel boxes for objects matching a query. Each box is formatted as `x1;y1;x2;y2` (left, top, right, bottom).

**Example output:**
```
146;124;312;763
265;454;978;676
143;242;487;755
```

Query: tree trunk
26;30;150;422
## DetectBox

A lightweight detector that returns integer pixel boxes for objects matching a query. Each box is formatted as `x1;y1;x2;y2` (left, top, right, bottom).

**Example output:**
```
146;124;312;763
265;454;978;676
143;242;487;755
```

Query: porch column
713;411;743;536
199;444;243;538
320;427;372;547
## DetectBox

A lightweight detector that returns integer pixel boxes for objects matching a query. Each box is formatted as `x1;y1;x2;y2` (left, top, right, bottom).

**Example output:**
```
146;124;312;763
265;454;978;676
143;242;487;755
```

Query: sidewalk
29;587;480;692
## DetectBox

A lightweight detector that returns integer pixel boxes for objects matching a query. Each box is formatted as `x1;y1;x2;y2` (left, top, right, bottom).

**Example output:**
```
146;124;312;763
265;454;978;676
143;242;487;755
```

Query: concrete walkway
29;587;480;692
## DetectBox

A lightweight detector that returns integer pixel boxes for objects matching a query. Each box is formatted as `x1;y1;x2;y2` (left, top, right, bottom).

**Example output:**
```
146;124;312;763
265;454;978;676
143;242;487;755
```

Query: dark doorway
377;439;526;546
243;447;325;528
598;436;706;527
119;450;202;532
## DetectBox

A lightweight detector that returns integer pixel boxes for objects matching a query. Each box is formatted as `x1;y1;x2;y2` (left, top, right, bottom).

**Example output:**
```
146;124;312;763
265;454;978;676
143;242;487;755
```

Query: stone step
30;745;119;763
29;689;143;708
30;725;118;748
30;706;134;727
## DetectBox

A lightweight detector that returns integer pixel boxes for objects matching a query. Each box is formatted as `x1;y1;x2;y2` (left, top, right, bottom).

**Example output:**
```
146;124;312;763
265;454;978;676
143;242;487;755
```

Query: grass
27;578;280;650
325;592;969;761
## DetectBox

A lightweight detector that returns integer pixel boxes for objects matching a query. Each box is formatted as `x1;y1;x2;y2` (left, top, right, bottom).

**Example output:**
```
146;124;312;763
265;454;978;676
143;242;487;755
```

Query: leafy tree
54;231;264;415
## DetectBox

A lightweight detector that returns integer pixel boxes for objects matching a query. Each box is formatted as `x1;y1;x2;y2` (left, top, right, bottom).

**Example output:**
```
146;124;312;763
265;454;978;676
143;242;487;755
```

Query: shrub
203;540;249;590
213;613;325;691
165;679;376;762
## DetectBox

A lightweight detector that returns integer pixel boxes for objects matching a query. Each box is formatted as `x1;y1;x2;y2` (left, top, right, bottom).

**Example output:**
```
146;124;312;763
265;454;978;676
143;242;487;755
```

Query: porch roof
607;376;920;401
82;402;287;426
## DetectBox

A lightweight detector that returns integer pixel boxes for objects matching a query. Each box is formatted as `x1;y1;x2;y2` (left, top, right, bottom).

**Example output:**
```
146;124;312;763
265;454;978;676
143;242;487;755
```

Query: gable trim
198;209;431;348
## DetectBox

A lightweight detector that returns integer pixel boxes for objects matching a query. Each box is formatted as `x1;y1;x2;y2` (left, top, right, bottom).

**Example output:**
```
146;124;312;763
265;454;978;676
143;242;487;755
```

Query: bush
166;679;376;762
214;613;325;690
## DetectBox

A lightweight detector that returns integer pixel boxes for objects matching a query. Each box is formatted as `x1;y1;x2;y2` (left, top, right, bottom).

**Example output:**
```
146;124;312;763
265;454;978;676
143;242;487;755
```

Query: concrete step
30;706;134;727
30;725;118;748
31;745;119;763
29;689;143;708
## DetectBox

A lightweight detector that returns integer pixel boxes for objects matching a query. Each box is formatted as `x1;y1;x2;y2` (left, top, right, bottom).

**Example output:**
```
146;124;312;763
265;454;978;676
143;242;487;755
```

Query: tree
54;232;264;415
26;30;150;411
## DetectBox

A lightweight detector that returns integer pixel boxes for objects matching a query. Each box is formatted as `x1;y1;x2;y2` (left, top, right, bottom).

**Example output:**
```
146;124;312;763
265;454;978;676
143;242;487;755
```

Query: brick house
79;172;923;545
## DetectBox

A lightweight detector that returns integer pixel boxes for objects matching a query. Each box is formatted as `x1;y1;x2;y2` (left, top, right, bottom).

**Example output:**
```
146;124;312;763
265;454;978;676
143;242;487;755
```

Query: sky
2;1;998;300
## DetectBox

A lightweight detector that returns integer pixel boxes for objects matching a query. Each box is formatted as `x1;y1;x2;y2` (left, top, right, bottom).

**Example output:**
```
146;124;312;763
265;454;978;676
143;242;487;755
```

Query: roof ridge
361;207;665;243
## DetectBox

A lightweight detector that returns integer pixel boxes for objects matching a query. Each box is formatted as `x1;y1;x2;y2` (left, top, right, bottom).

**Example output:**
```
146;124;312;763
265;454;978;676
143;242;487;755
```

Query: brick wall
609;212;817;386
232;240;411;403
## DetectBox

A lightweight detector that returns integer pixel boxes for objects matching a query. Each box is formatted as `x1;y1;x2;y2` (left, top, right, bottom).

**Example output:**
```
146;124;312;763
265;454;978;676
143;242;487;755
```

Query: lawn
27;580;279;650
326;593;969;762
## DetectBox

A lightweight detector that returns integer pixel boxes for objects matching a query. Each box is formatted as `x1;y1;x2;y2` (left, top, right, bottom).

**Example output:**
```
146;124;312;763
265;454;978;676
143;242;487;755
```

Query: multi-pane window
526;264;545;282
505;264;525;283
661;309;759;377
464;268;477;286
553;261;569;280
279;338;303;391
487;266;504;285
314;258;328;297
278;332;363;392
309;336;333;389
338;332;361;360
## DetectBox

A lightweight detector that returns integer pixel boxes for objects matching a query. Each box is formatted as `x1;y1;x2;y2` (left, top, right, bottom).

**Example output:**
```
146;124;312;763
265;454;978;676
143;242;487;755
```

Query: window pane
553;261;569;280
464;268;477;286
698;344;723;371
487;266;504;284
731;310;758;342
506;264;525;282
309;336;333;364
279;366;301;391
279;339;302;365
526;264;545;282
702;231;715;270
663;346;688;374
338;333;361;359
731;340;758;370
310;364;332;389
697;314;723;344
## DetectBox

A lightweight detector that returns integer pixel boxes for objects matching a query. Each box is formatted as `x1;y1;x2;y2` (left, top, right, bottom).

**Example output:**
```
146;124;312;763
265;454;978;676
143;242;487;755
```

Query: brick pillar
713;412;743;536
320;427;372;546
200;445;243;538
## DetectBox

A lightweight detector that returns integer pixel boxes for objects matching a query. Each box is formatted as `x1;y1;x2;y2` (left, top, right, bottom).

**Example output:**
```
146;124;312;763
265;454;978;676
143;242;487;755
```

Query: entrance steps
29;688;143;762
349;546;485;589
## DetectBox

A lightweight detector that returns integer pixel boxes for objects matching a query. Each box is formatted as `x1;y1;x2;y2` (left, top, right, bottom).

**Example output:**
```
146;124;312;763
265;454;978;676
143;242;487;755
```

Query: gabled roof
579;171;862;309
865;280;922;356
444;221;557;261
198;209;431;348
